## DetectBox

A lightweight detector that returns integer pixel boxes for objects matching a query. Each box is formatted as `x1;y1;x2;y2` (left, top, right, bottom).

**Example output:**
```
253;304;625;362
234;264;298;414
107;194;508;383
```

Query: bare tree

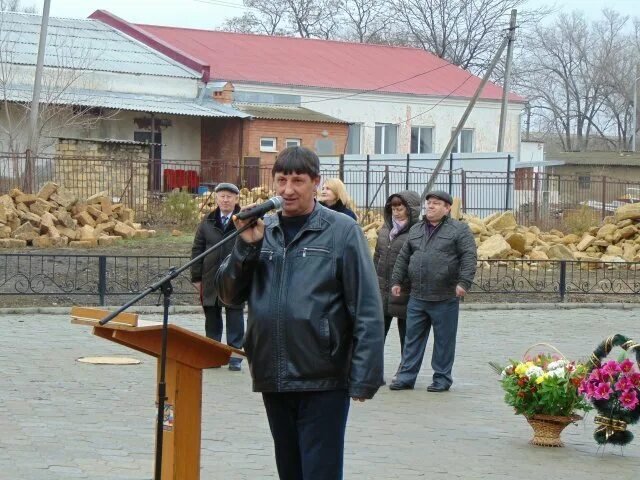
0;0;37;13
390;0;548;74
222;0;288;35
0;11;115;154
222;0;340;39
337;0;391;43
520;10;636;152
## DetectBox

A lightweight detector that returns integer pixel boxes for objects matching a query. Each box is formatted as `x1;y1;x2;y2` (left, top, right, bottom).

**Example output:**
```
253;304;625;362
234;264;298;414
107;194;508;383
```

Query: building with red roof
91;10;525;170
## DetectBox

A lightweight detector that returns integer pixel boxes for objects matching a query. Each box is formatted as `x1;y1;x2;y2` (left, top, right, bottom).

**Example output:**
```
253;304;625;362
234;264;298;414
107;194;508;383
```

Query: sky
11;0;640;31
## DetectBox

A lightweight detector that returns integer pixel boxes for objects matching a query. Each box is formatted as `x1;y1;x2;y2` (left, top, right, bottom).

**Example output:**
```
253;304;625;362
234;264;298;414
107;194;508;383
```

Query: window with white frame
286;138;301;148
260;137;277;152
451;129;474;153
374;123;398;154
346;124;362;154
410;126;433;153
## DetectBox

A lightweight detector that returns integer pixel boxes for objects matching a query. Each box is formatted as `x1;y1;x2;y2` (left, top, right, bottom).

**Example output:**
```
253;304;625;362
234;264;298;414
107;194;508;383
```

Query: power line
300;62;454;105
191;0;252;11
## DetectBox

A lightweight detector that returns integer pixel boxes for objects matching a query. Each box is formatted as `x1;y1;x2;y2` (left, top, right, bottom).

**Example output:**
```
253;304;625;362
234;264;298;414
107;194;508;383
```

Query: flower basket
526;414;582;447
491;342;591;448
581;335;640;447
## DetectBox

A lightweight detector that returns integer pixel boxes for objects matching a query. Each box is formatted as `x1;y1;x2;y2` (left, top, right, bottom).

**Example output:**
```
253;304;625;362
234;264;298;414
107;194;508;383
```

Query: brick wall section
54;139;149;211
242;119;348;168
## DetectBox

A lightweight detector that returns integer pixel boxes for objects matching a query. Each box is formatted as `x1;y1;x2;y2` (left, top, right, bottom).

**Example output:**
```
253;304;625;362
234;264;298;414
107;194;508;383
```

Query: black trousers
203;305;244;365
384;315;406;354
262;390;350;480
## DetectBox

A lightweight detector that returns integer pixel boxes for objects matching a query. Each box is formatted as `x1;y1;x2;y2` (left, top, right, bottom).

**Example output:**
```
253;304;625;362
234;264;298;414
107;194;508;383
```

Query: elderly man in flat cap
191;183;245;371
389;190;476;392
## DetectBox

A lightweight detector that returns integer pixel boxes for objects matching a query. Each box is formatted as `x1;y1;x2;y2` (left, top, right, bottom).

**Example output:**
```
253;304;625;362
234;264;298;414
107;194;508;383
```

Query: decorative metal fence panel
1;254;639;307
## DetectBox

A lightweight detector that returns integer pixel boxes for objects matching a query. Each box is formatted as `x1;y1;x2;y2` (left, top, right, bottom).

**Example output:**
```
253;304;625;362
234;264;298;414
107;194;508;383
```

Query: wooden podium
71;307;244;480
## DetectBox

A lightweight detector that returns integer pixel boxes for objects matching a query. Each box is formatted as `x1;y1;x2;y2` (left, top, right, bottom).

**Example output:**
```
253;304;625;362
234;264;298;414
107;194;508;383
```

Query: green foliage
562;205;599;235
497;354;592;417
163;191;199;228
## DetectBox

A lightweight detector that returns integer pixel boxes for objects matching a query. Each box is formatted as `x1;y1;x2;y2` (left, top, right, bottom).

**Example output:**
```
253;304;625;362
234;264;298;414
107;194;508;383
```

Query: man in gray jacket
389;191;476;392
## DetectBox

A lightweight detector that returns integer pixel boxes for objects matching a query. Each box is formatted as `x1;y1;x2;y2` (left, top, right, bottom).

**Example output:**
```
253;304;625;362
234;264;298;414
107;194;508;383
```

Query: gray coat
391;216;477;301
373;191;421;318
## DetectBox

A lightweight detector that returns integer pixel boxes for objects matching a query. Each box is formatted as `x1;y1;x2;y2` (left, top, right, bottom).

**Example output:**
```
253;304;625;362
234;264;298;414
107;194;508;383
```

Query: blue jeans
262;390;350;480
203;305;244;366
393;297;459;388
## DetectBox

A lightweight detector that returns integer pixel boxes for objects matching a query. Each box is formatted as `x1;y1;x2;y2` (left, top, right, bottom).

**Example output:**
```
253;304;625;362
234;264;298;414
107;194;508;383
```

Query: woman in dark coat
319;178;358;221
373;190;421;354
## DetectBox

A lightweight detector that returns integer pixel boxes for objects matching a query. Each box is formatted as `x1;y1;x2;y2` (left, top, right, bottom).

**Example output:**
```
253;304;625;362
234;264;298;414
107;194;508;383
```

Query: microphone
233;196;283;221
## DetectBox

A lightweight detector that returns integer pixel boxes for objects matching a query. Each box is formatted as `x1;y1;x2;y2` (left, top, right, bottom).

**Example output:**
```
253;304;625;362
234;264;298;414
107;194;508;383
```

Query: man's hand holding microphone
232;196;283;243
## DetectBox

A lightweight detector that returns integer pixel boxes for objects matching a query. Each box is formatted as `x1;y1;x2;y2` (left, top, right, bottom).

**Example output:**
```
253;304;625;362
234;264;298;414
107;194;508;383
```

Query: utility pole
525;102;531;141
421;23;512;199
633;64;638;152
27;0;52;153
497;9;517;152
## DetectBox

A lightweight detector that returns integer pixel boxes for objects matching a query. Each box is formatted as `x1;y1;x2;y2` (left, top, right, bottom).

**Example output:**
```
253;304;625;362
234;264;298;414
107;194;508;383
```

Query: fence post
505;154;512;211
559;260;567;302
365;154;371;212
384;165;390;201
461;169;467;213
24;149;34;194
448;152;454;194
405;154;410;190
98;256;107;306
601;176;607;221
338;154;345;182
533;172;539;224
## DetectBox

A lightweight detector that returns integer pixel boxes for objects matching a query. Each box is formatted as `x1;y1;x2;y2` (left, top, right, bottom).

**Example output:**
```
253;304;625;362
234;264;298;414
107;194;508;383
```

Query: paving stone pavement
1;308;639;480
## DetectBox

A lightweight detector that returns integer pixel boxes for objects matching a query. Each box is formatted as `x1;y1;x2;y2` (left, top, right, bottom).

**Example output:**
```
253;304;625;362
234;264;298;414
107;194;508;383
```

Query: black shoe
389;383;414;391
426;383;450;392
228;363;241;372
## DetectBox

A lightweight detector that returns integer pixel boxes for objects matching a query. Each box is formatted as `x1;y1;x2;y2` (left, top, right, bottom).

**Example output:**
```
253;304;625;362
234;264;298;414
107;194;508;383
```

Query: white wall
0;105;201;160
234;83;524;155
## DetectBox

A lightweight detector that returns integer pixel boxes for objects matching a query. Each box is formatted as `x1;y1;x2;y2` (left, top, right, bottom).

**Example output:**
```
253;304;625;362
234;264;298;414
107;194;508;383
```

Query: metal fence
2;152;640;230
1;254;639;306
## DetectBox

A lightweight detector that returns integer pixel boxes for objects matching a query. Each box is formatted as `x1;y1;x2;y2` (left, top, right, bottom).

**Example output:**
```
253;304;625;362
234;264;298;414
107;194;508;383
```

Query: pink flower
602;360;621;376
589;370;603;383
630;373;640;387
594;382;613;400
620;359;635;374
615;376;634;392
620;390;639;410
578;381;594;398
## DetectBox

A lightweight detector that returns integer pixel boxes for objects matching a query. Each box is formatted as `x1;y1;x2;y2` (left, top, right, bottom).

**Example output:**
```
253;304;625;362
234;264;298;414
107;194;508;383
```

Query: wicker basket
526;414;582;447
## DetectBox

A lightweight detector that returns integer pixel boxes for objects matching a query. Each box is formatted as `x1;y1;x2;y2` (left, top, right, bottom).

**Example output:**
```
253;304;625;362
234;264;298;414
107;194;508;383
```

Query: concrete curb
1;303;639;315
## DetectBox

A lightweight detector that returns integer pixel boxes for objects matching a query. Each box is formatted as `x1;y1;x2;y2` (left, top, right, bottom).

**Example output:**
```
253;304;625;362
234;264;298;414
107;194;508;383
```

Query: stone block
0;238;27;248
32;236;53;248
49;187;77;208
477;234;511;260
98;235;121;246
113;221;136;239
547;244;574;260
615;203;640;222
12;222;39;242
29;198;53;217
77;225;96;240
86;191;109;204
36;181;58;200
15;194;37;205
75;211;96;227
576;235;596;252
69;240;97;248
0;225;11;238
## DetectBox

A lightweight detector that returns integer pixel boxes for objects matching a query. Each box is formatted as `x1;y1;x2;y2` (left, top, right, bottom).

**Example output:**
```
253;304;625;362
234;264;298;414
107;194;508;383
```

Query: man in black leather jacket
215;146;384;480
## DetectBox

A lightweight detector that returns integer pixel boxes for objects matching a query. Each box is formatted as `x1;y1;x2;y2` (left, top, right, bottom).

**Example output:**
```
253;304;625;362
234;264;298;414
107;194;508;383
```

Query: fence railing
1;254;639;306
2;152;640;230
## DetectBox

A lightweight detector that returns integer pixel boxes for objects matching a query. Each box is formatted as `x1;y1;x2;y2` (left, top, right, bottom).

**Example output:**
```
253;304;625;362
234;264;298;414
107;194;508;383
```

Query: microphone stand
99;218;257;480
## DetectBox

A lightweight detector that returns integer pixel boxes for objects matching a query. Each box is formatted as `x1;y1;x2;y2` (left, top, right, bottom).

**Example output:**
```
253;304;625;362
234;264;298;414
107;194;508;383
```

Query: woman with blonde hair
319;178;358;220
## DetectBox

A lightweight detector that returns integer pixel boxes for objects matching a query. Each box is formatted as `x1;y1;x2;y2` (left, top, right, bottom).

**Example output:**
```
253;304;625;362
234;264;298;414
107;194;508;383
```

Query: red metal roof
91;10;524;102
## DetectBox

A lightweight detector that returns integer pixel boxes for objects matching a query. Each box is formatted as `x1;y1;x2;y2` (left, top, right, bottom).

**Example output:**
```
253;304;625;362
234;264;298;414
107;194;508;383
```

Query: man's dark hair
272;146;320;179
